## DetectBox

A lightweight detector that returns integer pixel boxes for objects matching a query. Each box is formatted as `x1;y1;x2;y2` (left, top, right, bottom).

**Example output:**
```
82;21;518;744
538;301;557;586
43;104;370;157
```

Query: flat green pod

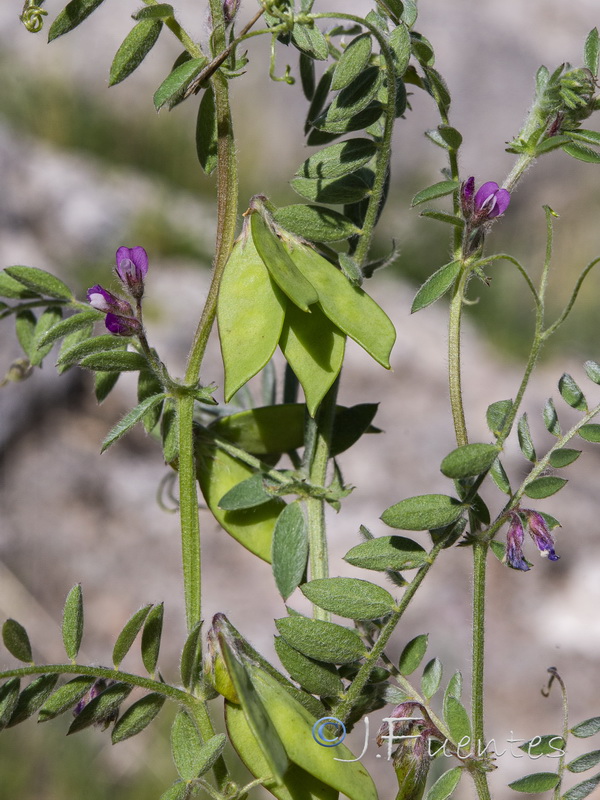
225;702;339;800
248;667;378;800
218;231;287;402
251;214;319;312
280;300;346;416
286;242;395;368
196;440;285;562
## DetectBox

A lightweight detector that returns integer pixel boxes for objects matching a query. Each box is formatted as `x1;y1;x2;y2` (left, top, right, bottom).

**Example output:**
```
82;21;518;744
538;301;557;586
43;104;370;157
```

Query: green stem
173;6;237;791
471;541;488;754
0;661;232;791
511;398;600;507
190;702;231;790
543;668;569;800
312;12;397;267
177;12;238;635
178;393;201;633
303;381;340;619
448;265;470;446
141;0;204;58
432;77;462;257
0;663;192;705
480;393;600;551
497;339;542;447
198;428;336;501
184;74;238;385
334;536;448;724
502;153;535;193
544;256;600;338
181;9;266;100
471;770;493;800
0;298;72;319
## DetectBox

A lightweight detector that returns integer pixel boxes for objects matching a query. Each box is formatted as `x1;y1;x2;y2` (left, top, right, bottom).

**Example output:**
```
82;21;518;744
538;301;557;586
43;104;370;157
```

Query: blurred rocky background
1;1;600;798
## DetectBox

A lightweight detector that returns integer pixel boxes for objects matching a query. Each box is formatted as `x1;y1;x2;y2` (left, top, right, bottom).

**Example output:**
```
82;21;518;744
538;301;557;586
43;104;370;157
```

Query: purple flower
461;177;510;224
526;511;560;562
504;509;560;571
105;313;142;337
505;512;530;571
115;246;148;299
87;285;133;316
473;181;510;221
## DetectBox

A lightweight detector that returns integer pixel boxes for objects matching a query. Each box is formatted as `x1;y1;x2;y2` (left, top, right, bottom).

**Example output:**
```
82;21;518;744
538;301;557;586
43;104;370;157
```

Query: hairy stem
448;265;470;446
303;380;340;620
511;398;600;508
141;0;204;58
0;663;191;704
471;770;493;800
178;393;202;633
471;541;488;754
334;536;449;724
184;74;238;384
313;12;398;267
177;9;238;636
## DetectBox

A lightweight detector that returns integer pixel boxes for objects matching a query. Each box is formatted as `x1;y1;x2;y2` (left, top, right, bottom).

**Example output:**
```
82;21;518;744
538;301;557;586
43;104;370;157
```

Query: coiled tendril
20;0;47;33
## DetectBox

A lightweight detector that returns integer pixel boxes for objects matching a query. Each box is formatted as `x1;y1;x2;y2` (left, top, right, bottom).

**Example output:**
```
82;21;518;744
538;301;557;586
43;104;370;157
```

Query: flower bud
4;358;33;383
205;625;239;703
460;176;475;218
105;313;142;337
87;285;133;316
223;0;240;25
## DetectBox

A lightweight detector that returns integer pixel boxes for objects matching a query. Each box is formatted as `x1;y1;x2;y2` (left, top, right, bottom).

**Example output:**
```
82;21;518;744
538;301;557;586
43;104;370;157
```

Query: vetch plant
2;2;600;799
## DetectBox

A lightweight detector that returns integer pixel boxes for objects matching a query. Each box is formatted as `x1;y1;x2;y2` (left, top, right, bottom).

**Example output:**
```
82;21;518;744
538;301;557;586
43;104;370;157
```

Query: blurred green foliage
0;58;202;196
0;715;171;799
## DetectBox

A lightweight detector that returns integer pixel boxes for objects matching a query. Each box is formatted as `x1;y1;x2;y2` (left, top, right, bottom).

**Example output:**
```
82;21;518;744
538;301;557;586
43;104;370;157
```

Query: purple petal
526;511;559;562
462;176;475;200
116;246;148;276
128;246;149;276
474;181;500;212
493;188;510;216
87;285;114;312
115;246;148;297
475;181;500;208
506;514;530;571
87;285;133;316
105;313;140;336
460;177;475;216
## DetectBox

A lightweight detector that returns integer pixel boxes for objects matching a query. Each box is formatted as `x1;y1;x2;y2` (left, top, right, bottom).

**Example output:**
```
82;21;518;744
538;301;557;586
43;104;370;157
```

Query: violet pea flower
505;512;530;571
105;313;142;337
87;285;133;317
473;181;510;221
526;511;560;562
115;246;148;299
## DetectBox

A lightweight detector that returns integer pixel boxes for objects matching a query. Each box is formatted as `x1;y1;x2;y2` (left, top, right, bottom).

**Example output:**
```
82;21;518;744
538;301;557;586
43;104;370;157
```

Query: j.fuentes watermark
311;715;565;763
